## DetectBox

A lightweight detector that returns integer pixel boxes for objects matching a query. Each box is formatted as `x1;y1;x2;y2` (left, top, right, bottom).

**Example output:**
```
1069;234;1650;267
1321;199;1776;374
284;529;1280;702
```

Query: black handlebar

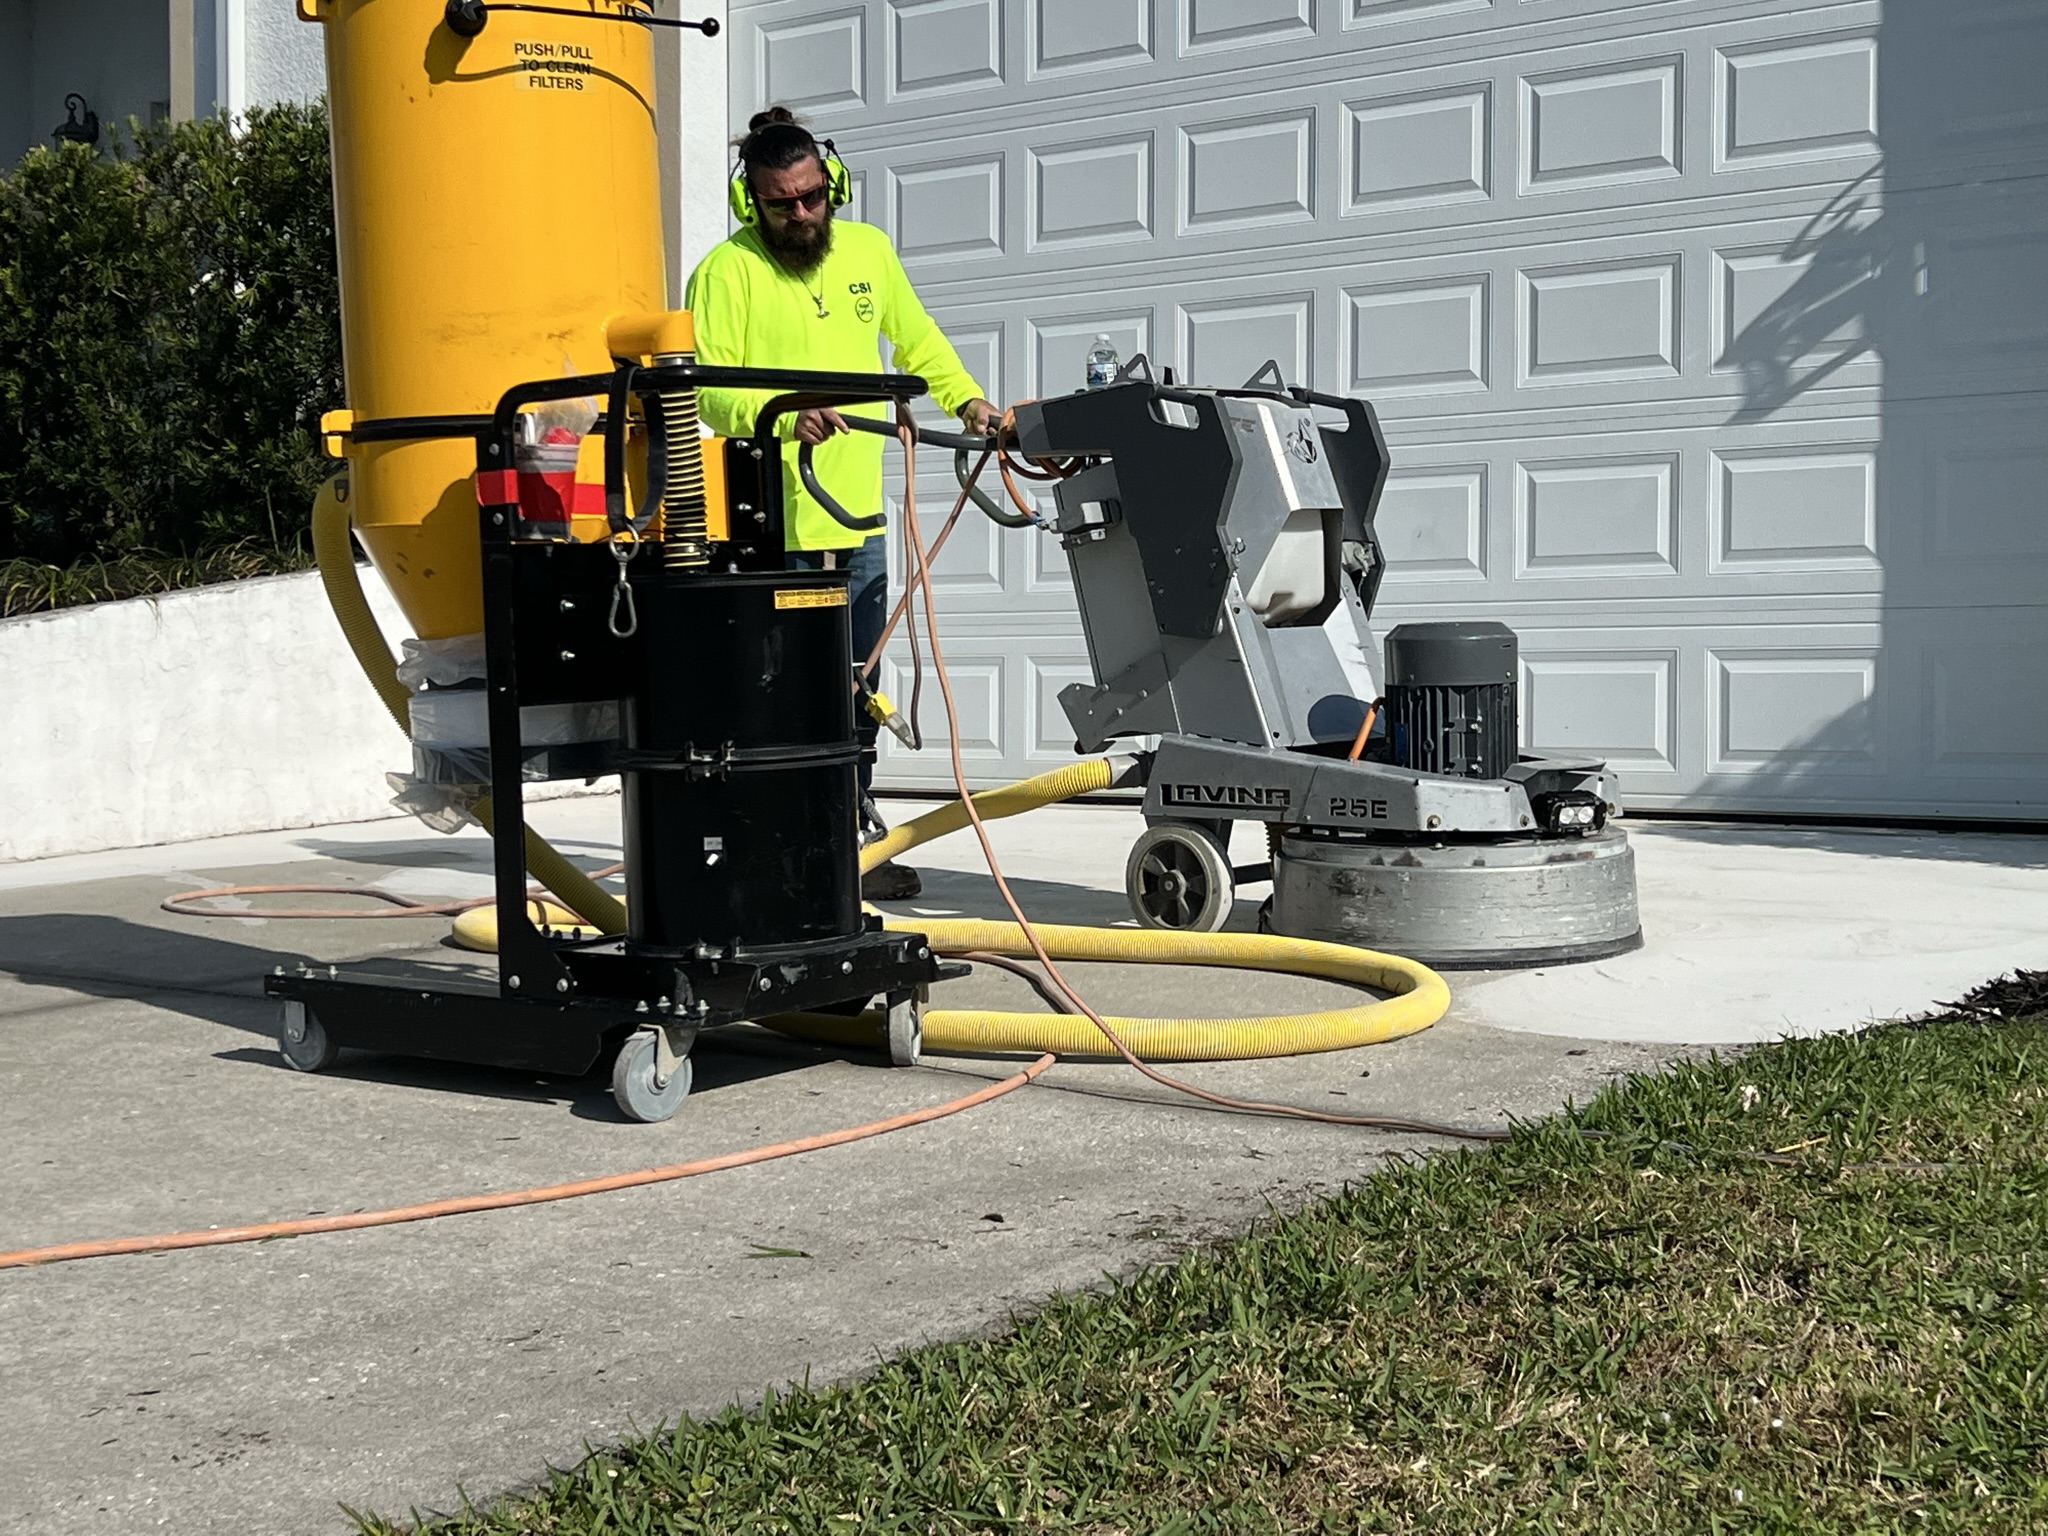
792;413;1035;533
796;438;886;533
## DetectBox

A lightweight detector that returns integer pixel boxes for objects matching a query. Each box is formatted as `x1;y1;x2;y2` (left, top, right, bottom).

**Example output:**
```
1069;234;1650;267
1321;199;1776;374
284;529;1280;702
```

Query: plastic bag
396;633;487;691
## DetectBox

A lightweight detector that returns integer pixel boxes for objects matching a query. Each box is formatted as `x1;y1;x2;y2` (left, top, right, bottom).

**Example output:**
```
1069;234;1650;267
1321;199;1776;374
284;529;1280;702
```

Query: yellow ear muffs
819;138;853;209
728;160;758;227
729;139;854;229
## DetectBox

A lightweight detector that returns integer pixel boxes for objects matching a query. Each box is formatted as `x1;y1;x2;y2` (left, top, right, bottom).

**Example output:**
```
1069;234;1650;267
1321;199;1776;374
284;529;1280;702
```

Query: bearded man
689;106;998;902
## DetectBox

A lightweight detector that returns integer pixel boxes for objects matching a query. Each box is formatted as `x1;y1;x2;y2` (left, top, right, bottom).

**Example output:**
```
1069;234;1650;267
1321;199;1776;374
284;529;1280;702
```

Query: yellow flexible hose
448;757;1449;1061
854;761;1444;1058
773;919;1446;1060
312;476;628;935
859;758;1125;872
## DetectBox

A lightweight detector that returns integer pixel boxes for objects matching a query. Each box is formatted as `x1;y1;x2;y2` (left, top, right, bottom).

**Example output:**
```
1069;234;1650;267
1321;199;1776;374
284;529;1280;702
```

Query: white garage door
729;0;2048;818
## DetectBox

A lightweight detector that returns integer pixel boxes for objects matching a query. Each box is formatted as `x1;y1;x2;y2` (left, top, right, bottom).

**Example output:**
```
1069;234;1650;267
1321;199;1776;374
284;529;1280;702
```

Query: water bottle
1084;334;1120;390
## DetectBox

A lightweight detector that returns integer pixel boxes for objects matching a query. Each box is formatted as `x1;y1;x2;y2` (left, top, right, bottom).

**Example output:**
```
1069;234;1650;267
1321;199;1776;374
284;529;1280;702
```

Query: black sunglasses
758;183;831;216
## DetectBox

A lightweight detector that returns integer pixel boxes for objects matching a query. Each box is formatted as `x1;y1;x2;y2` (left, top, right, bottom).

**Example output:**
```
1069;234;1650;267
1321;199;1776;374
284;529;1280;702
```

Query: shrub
0;102;340;572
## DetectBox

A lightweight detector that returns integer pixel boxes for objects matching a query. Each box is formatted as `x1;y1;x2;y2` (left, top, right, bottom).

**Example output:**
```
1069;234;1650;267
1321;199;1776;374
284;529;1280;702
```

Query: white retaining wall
1;569;602;864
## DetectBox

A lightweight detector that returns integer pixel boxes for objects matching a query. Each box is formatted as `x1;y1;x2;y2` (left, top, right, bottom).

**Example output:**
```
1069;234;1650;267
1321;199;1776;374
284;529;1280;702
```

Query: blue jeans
788;537;887;797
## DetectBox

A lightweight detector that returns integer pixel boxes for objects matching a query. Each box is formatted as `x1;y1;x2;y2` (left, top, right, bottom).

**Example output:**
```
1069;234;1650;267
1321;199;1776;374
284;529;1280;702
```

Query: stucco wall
1;571;605;864
244;0;324;110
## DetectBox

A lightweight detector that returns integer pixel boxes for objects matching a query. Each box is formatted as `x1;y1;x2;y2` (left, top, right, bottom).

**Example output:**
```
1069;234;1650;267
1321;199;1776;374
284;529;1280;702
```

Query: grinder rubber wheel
1126;822;1235;933
611;1028;694;1123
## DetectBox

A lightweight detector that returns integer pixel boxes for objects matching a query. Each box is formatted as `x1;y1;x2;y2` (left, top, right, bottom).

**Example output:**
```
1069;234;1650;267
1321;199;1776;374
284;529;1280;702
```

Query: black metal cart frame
266;359;952;1096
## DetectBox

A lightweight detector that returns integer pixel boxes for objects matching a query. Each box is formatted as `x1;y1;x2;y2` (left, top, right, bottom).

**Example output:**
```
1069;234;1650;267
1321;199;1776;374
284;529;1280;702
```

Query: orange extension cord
0;1056;1054;1270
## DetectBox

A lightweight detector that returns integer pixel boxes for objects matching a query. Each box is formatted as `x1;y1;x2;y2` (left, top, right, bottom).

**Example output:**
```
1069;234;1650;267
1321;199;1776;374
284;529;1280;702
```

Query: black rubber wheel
278;1001;339;1074
1126;823;1235;933
885;991;923;1067
610;1028;694;1123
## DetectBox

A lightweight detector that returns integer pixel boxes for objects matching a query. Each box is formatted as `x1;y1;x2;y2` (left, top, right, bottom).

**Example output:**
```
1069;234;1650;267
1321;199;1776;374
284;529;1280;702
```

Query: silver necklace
788;266;828;319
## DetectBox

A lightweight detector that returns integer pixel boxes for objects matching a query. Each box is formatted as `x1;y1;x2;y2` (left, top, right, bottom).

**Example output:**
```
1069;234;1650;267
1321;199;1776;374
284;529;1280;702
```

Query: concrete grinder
1010;358;1643;968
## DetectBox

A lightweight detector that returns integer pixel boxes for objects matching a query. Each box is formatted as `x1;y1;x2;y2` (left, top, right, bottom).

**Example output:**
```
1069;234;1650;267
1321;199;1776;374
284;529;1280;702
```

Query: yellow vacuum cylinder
302;0;666;639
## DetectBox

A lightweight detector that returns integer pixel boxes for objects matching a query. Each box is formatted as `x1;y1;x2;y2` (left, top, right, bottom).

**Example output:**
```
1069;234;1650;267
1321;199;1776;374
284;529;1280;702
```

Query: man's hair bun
735;105;822;170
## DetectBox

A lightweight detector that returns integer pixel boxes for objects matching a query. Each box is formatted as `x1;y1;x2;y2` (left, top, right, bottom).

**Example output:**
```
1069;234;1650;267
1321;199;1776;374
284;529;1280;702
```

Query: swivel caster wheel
1126;822;1235;933
885;990;924;1067
610;1027;694;1123
278;1001;339;1073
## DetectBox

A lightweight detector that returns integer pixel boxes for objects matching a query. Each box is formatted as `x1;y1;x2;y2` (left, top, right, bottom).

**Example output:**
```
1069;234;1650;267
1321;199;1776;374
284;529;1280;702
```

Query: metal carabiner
607;532;640;638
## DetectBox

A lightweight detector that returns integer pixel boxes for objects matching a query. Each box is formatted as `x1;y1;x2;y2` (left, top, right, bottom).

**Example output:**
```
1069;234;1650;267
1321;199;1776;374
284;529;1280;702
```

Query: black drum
622;568;862;954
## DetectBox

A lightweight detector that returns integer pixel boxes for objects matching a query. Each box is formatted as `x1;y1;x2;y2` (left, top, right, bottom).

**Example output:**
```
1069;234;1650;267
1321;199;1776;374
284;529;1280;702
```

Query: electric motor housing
1383;621;1518;781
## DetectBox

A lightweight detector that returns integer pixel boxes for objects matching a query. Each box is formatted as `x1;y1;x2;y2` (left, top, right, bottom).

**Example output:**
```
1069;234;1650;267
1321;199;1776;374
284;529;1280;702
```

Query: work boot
861;860;922;901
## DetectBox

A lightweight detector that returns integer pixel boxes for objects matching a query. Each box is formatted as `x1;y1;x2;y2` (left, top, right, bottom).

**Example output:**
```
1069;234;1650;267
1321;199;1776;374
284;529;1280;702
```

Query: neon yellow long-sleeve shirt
686;220;982;552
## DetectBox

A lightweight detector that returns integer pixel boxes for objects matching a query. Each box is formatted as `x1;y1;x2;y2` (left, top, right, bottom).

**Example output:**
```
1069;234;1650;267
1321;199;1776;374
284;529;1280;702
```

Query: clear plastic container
1085;333;1120;390
514;429;582;539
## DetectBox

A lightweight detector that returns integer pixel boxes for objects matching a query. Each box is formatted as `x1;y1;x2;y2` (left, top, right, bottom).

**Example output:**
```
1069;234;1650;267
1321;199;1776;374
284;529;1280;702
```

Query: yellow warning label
774;587;849;610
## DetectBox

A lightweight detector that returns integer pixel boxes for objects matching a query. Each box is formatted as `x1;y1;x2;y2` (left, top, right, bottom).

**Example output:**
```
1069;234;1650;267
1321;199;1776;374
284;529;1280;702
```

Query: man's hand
958;398;1001;436
794;407;848;445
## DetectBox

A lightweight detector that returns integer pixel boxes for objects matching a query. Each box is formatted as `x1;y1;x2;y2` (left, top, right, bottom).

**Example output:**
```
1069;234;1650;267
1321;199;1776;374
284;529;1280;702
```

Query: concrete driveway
4;796;2044;1532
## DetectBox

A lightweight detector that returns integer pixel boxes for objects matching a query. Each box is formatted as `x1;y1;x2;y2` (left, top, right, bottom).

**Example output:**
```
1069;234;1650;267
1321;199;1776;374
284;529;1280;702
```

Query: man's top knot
736;106;822;171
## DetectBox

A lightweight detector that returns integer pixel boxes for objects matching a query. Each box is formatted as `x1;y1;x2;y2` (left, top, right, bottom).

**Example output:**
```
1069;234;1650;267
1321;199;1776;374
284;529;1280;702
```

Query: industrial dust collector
271;0;948;1120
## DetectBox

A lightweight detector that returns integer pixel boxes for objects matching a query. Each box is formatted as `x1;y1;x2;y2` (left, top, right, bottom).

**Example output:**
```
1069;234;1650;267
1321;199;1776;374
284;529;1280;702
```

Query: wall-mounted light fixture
51;95;101;148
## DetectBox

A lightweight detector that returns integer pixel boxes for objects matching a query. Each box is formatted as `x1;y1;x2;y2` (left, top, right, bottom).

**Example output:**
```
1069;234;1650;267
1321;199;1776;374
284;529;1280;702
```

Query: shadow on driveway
0;910;869;1120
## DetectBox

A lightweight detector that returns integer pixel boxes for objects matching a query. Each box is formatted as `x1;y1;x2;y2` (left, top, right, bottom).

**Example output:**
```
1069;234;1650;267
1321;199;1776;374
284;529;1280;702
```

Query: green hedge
0;103;340;573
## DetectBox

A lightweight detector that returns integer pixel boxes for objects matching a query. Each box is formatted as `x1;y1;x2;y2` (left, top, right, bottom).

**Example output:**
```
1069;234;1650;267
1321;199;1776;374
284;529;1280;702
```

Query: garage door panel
750;7;868;115
1710;446;1878;575
882;493;1075;608
1029;132;1156;250
1516;454;1680;580
1181;0;1316;56
1707;646;1883;776
1520;54;1683;195
1891;604;2048;807
1029;0;1154;81
1344;274;1490;396
1882;394;2048;609
874;620;1093;787
879;653;1005;760
1177;106;1317;233
1375;464;1489;582
1520;649;1679;775
1343;83;1491;213
886;0;1005;104
1176;294;1315;394
887;152;1007;264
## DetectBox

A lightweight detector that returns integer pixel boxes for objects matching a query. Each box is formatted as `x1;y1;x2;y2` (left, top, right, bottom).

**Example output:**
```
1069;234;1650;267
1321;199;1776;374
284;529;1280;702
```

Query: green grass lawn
361;975;2048;1534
